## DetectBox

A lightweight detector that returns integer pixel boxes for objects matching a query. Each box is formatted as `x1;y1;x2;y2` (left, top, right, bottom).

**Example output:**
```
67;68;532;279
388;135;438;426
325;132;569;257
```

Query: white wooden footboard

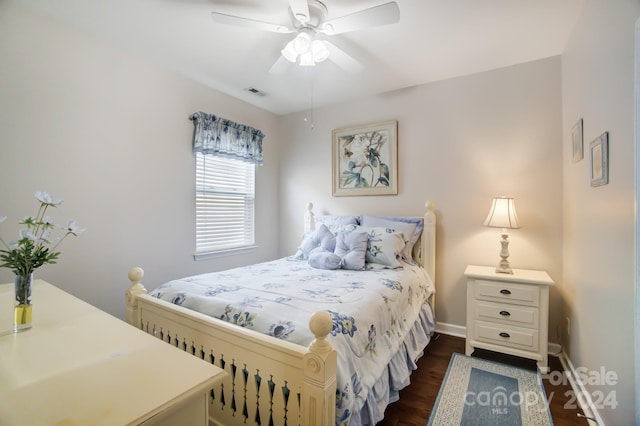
125;268;336;426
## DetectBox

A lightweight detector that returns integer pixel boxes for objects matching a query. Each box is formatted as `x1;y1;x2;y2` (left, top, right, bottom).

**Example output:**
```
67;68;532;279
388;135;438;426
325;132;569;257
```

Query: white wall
278;57;564;337
0;4;281;320
561;0;639;424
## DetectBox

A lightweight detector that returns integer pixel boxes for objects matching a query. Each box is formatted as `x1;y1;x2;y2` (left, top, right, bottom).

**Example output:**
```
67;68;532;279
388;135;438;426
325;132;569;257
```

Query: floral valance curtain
190;112;265;165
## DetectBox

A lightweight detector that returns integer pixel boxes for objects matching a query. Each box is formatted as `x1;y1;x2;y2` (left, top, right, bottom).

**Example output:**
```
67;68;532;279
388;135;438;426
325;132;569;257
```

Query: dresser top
0;280;226;425
464;265;554;286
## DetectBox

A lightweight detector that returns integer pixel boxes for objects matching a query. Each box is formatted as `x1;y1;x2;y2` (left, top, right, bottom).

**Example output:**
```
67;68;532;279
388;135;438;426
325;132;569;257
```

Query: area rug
427;353;553;426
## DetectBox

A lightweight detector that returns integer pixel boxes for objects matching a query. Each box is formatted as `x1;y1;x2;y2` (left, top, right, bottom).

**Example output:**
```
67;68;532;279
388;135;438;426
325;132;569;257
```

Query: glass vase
14;273;33;332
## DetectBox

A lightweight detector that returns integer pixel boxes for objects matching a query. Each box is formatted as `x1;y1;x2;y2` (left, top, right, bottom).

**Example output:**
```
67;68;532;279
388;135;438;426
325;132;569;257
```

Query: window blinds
195;152;255;254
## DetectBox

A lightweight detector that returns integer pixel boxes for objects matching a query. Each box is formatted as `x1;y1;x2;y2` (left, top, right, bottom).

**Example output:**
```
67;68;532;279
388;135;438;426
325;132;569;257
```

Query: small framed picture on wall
571;118;583;163
590;132;609;187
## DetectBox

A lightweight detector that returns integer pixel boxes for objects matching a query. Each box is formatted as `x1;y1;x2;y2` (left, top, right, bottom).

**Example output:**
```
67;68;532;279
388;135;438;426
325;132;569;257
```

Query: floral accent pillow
356;225;406;269
294;224;336;260
359;215;423;263
334;230;368;270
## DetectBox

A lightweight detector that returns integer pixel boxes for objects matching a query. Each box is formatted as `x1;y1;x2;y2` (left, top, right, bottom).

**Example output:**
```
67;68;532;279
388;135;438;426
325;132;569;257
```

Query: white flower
39;230;53;244
63;220;85;236
345;136;371;168
41;216;57;230
19;229;37;242
1;191;83;277
35;191;63;207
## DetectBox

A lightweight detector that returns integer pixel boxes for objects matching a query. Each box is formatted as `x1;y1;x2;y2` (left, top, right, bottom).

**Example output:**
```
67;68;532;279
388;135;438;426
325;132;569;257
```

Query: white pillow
334;230;368;270
359;215;423;263
355;225;405;269
315;215;359;235
308;251;342;270
294;224;336;259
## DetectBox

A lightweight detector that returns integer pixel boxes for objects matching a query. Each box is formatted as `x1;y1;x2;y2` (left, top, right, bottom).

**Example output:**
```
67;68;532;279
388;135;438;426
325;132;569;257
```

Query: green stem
50;232;72;252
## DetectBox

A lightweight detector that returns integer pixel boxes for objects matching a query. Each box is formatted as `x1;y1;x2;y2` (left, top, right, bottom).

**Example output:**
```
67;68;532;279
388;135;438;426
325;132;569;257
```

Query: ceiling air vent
245;87;267;97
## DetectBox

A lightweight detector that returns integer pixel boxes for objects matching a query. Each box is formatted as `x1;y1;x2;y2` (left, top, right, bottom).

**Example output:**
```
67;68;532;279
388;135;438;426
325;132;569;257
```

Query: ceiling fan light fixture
281;40;298;63
292;30;313;54
311;40;329;62
299;51;316;66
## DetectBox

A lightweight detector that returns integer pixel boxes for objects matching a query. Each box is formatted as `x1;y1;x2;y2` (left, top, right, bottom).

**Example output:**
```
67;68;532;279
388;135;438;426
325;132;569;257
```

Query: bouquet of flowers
0;191;84;309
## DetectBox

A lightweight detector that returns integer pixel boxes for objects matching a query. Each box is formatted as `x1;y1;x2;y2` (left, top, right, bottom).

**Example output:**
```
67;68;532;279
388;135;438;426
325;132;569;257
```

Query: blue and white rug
427;353;553;426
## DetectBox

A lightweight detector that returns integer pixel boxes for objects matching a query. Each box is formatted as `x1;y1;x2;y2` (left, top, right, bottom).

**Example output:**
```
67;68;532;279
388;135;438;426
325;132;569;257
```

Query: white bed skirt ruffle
349;301;436;425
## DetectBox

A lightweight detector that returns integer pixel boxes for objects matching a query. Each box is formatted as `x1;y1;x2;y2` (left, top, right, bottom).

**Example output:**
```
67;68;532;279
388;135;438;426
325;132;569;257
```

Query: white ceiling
12;0;584;115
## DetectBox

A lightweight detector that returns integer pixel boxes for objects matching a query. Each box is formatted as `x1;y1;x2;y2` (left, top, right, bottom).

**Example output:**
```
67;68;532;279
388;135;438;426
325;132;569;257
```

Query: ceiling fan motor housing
290;0;328;30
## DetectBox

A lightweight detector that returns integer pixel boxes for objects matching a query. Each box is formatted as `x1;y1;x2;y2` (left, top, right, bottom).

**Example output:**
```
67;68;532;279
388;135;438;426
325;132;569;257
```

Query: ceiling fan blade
323;41;364;73
321;2;400;35
289;0;310;24
211;12;293;33
269;56;290;74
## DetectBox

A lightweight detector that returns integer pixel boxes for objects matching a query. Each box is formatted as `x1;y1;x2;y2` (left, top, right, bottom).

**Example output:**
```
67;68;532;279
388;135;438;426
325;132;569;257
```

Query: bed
124;201;437;426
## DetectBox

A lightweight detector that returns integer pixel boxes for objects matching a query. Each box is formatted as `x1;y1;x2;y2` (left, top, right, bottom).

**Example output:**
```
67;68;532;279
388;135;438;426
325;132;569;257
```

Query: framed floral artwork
590;131;609;187
332;120;398;196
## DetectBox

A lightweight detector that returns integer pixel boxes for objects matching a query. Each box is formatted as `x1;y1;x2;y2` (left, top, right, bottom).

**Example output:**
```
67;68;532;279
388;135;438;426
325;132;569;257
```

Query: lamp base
495;231;514;274
495;263;514;274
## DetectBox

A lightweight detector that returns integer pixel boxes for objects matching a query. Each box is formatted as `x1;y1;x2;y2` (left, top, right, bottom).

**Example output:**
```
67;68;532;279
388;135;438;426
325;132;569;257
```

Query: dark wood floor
378;334;590;426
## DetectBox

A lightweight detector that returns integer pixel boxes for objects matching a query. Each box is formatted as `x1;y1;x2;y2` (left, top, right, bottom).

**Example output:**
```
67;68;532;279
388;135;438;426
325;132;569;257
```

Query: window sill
194;245;258;261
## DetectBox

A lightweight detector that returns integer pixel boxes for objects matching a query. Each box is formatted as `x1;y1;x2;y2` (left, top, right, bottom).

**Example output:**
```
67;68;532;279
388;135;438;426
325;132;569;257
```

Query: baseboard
434;321;466;338
548;342;562;356
555;350;605;426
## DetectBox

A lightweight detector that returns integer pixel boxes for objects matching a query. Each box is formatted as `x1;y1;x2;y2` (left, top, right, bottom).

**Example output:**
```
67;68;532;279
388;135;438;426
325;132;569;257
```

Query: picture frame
571;118;583;163
332;120;398;196
590;132;609;187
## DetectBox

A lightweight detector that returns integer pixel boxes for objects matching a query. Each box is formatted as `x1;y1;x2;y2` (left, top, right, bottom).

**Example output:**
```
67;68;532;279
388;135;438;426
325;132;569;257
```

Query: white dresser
0;280;227;425
464;265;554;372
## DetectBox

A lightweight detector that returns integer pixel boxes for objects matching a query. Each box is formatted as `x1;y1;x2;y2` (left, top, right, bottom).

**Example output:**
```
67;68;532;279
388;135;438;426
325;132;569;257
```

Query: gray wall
561;0;639;424
0;4;282;320
277;57;564;340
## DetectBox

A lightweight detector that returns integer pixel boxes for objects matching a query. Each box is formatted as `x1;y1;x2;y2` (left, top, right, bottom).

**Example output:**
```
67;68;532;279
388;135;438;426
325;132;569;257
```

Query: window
189;111;264;259
195;152;255;257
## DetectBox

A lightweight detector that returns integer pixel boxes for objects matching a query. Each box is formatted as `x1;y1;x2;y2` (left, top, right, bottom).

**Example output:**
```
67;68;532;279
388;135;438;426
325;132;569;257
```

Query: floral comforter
149;257;435;425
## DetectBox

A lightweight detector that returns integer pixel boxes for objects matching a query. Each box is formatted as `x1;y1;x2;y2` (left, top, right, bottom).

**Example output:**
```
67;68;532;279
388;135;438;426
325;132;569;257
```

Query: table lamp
484;197;521;274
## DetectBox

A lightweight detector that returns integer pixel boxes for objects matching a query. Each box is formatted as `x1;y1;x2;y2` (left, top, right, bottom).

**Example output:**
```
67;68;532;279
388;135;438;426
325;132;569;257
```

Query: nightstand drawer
474;321;539;352
475;301;539;328
474;280;539;307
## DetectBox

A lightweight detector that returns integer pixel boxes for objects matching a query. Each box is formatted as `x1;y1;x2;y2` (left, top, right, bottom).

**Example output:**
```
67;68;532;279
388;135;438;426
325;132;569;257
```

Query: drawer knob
499;310;511;317
499;289;511;295
499;332;511;338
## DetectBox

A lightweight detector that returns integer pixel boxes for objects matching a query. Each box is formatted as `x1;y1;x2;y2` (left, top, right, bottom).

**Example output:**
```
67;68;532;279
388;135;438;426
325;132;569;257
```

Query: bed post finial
125;267;148;327
304;310;337;426
425;200;435;213
304;202;315;233
308;311;333;354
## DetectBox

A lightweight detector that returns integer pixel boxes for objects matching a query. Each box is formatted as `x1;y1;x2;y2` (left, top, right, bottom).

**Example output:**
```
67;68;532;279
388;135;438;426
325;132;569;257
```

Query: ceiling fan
210;0;400;73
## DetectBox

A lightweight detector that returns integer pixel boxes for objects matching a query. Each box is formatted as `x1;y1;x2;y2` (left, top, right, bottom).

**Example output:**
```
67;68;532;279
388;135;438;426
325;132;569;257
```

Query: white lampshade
299;52;315;66
310;40;329;63
281;40;298;63
484;196;520;274
292;31;312;54
483;197;521;229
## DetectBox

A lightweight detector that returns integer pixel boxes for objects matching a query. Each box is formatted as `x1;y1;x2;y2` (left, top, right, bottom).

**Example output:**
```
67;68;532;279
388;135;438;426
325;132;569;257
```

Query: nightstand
464;265;555;373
